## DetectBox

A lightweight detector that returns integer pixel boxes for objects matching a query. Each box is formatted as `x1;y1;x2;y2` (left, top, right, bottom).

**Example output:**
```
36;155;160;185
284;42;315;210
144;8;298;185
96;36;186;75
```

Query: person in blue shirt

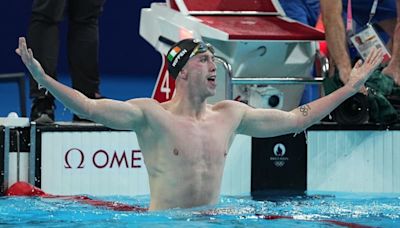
280;0;399;87
279;0;320;27
278;0;321;104
320;0;400;85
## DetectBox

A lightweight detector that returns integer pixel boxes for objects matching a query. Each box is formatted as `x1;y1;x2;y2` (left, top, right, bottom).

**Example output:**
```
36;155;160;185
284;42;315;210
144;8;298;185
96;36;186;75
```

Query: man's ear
179;68;189;80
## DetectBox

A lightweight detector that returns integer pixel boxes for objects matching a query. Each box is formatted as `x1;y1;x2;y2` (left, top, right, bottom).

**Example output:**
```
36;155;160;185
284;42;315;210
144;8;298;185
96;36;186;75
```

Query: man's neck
169;92;208;119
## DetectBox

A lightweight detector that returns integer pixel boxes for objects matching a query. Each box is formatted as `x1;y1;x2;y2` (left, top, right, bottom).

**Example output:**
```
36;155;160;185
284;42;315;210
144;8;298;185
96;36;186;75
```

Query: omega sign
64;148;143;169
269;143;289;167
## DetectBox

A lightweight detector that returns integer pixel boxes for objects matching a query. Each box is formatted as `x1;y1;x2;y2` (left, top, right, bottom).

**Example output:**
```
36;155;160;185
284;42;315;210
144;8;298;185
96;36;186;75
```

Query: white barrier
307;130;400;193
38;126;251;196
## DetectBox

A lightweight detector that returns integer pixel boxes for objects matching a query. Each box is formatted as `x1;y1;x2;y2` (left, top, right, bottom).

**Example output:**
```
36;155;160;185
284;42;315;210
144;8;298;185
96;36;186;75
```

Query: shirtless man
16;37;382;211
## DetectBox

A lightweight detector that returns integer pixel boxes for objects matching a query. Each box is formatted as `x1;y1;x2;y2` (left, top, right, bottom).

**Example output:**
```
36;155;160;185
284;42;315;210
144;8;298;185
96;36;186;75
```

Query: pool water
0;193;399;227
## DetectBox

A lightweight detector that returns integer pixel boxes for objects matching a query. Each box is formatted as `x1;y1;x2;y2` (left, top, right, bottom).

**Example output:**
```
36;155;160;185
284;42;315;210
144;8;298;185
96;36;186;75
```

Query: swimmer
16;37;383;211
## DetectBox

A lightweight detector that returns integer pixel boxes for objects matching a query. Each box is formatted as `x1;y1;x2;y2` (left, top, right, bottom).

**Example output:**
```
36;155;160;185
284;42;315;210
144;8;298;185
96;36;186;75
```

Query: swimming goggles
189;41;215;58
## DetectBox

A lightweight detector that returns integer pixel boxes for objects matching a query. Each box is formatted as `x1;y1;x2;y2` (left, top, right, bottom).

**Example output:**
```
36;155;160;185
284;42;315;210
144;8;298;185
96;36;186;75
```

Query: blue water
0;193;399;227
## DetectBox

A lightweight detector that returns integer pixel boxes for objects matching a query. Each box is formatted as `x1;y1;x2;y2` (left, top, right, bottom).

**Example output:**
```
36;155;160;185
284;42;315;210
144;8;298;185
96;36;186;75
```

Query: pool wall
1;122;400;196
308;127;400;193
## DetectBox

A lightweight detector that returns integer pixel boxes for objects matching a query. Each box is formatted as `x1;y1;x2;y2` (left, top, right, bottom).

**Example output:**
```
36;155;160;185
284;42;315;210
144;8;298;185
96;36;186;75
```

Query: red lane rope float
5;181;147;212
6;181;376;227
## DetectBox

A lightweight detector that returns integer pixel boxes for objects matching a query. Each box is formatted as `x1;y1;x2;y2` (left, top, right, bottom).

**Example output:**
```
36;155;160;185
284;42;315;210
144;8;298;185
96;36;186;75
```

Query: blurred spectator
279;0;321;104
27;0;105;123
279;0;320;26
320;0;400;85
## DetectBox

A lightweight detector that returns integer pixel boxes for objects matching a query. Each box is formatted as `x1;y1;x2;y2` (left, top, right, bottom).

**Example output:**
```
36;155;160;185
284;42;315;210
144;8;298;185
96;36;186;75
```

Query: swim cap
166;39;214;79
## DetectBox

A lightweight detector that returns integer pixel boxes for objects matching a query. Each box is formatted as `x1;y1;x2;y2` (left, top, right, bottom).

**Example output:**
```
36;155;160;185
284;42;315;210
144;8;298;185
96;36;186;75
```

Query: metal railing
215;52;329;100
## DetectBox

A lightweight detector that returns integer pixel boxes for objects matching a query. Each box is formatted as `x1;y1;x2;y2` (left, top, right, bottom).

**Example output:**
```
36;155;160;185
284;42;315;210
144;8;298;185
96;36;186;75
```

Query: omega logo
64;148;142;169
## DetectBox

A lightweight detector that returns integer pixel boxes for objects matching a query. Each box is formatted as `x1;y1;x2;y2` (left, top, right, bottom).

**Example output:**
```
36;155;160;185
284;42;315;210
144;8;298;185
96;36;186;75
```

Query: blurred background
0;0;163;120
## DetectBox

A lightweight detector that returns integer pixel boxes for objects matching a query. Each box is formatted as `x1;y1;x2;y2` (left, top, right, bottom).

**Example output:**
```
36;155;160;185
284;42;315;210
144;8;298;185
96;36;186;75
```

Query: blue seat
0;72;27;117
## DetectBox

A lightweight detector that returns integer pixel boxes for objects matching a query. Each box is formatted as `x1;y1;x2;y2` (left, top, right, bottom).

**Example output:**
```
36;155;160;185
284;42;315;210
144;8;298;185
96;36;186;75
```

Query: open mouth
207;76;216;82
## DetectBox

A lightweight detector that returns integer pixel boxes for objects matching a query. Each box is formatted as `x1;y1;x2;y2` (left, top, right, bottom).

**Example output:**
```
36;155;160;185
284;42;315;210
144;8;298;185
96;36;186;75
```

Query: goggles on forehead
189;41;215;58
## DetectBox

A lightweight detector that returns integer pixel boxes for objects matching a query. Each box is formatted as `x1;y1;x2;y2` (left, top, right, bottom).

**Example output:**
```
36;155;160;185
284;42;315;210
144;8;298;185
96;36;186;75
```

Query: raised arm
320;0;353;83
237;48;383;137
16;37;145;130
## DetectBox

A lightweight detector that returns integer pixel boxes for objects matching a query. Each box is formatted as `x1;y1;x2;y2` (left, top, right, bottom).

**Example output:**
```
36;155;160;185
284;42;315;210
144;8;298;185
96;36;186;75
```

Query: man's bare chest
160;119;231;160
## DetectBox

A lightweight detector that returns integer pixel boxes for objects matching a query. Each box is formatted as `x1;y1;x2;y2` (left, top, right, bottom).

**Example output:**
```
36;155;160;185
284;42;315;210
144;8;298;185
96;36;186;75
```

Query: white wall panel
41;131;149;196
221;135;251;195
308;130;400;193
40;131;251;196
8;153;29;187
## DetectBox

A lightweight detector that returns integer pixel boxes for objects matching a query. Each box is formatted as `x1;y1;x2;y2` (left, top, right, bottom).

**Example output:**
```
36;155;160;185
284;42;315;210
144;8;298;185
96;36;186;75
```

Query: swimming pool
1;193;399;227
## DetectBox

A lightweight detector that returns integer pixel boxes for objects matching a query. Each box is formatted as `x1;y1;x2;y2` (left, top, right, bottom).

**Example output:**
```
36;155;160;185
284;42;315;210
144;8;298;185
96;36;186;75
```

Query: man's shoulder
126;98;164;111
126;98;159;105
211;100;249;111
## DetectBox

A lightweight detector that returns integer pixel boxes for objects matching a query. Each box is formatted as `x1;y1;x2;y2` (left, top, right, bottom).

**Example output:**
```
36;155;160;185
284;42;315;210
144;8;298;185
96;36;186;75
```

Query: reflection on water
0;193;399;227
